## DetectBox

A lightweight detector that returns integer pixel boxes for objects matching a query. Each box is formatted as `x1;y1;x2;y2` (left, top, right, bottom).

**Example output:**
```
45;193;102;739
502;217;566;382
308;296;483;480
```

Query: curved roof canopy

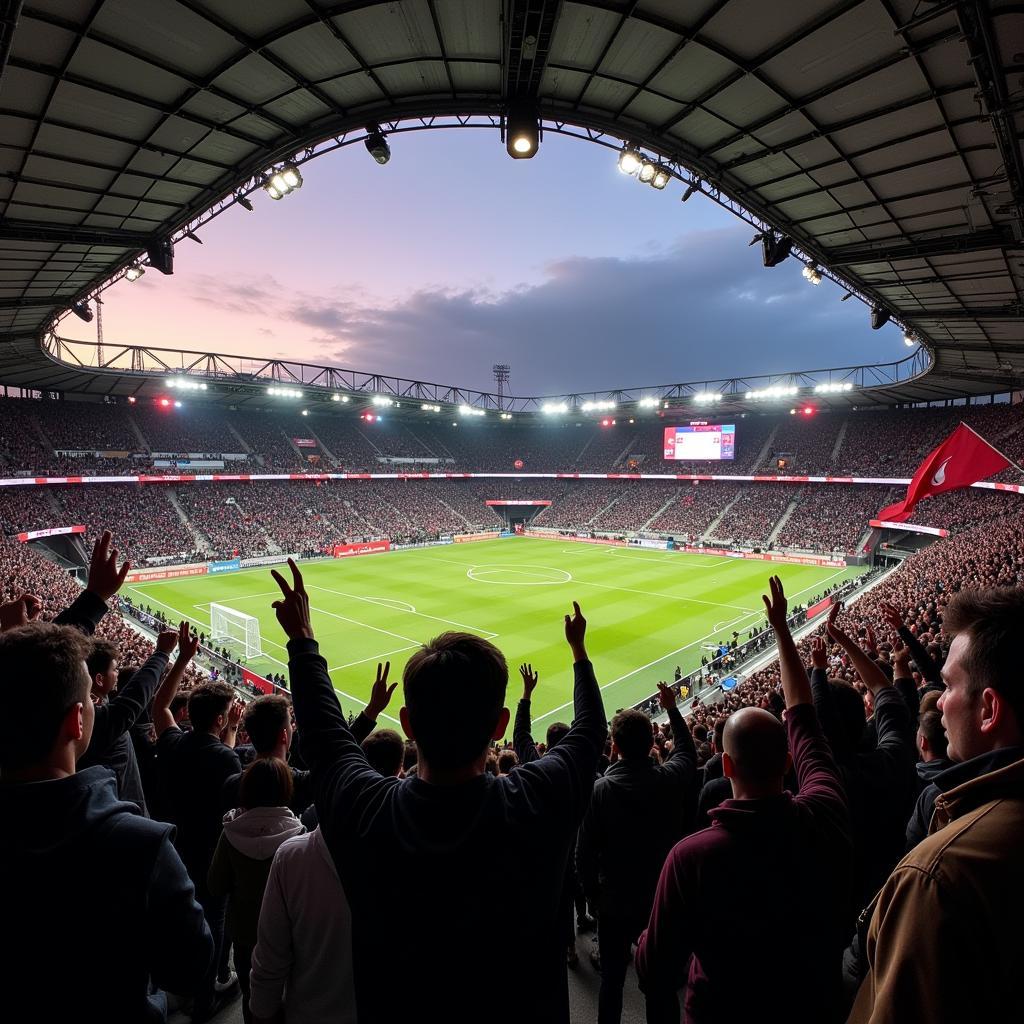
0;0;1021;404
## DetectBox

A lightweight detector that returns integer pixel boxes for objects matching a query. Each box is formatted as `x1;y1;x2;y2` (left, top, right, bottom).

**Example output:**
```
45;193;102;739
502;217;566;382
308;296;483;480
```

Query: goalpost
209;603;263;660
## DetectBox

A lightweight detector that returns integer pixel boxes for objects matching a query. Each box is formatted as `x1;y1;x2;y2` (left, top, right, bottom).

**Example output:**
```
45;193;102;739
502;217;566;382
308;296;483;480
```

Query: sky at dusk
59;129;907;395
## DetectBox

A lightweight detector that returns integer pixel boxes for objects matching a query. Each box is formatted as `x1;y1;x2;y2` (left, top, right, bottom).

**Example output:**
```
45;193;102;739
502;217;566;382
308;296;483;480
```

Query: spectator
577;682;697;1024
361;727;405;777
209;757;306;1024
848;588;1024;1023
903;694;951;850
0;620;213;1021
273;560;606;1023
636;576;852;1024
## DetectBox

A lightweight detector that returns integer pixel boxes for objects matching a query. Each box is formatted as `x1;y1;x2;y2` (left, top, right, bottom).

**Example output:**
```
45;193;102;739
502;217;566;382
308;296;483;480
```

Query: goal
209;603;263;660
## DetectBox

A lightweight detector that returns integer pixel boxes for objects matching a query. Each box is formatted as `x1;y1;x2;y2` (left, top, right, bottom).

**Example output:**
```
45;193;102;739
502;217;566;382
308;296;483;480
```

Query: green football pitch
126;538;864;732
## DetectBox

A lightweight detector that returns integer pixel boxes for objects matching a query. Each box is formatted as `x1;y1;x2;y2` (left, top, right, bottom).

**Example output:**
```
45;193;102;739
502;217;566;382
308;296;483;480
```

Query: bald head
723;708;789;786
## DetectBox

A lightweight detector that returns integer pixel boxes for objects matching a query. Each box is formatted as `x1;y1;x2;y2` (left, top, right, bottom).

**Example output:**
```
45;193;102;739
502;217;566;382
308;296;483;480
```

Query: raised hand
810;635;828;670
176;620;200;663
880;601;903;633
519;663;539;699
0;592;43;631
227;700;244;729
156;628;179;655
893;637;912;676
366;661;398;720
656;681;677;710
271;558;313;640
826;603;850;646
864;624;879;657
564;601;587;660
87;530;131;602
761;575;788;631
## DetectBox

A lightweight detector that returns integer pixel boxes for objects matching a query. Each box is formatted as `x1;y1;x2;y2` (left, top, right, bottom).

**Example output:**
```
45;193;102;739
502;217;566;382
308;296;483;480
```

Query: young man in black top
271;559;606;1024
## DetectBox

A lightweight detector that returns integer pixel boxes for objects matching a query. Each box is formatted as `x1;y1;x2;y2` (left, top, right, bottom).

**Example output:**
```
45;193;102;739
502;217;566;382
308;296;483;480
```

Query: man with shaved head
636;577;852;1024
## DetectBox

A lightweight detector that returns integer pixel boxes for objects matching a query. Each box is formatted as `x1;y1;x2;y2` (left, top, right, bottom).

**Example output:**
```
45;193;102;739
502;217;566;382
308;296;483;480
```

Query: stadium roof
0;0;1021;408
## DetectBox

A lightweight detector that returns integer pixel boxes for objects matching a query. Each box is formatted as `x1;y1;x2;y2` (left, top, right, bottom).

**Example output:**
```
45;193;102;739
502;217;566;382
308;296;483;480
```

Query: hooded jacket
636;703;852;1024
0;766;212;1023
849;755;1024;1024
207;805;305;948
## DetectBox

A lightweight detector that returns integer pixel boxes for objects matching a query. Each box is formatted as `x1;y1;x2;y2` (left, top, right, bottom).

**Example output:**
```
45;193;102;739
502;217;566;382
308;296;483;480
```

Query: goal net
209;603;263;660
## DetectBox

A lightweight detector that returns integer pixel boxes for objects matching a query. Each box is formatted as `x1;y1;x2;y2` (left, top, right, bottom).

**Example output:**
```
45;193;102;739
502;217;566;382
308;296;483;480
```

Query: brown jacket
848;755;1024;1023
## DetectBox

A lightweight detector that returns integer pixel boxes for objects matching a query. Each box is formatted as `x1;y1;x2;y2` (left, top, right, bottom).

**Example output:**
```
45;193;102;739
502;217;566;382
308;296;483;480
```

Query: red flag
877;423;1011;523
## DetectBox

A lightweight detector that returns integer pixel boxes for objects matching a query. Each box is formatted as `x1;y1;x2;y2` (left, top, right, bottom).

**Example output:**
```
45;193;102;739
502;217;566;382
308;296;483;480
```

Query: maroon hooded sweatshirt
635;703;852;1024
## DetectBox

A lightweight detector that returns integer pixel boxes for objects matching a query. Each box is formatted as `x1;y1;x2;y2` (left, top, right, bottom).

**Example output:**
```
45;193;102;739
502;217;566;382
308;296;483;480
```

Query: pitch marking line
466;564;572;586
306;583;498;638
605;550;733;568
327;645;420;673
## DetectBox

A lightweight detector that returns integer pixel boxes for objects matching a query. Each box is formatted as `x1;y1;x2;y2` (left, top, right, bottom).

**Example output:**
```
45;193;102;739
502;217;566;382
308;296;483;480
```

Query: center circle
466;564;572;586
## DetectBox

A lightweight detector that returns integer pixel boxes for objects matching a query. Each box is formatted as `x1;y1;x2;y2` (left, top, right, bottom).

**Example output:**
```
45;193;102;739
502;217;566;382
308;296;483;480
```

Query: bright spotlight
903;331;917;347
650;167;670;190
748;385;798;400
125;264;145;282
371;395;394;407
301;409;308;416
174;400;182;408
618;146;642;175
638;397;659;408
693;392;722;403
505;100;539;159
263;163;302;199
638;160;657;184
802;263;823;285
542;402;569;414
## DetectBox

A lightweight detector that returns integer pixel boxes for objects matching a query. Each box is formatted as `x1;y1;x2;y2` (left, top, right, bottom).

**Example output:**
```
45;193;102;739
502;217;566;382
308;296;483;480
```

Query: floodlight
681;180;700;202
761;234;792;267
174;400;182;408
650;167;670;190
638;160;657;183
748;385;798;400
638;397;659;408
147;239;174;275
235;193;253;212
505;100;539;159
301;409;308;416
903;331;917;347
371;396;394;407
802;263;822;285
618;146;642;175
542;402;568;414
693;392;722;403
364;126;391;165
263;163;302;199
125;264;145;282
871;308;891;330
71;301;93;323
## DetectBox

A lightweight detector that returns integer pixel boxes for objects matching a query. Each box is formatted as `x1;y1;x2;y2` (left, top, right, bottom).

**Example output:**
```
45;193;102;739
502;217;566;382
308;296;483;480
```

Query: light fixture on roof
266;386;302;398
581;400;617;412
871;307;891;330
459;404;485;417
147;239;174;275
638;159;657;184
693;392;722;403
505;100;540;159
301;409;308;416
500;412;513;420
422;403;441;412
263;163;303;200
371;395;394;407
681;179;701;202
542;402;569;414
125;264;145;282
167;378;207;392
903;330;918;347
814;382;854;394
618;145;642;175
802;263;822;285
71;301;93;323
650;166;670;190
235;193;254;212
331;394;350;403
364;125;391;165
747;385;799;400
638;397;659;408
761;234;792;268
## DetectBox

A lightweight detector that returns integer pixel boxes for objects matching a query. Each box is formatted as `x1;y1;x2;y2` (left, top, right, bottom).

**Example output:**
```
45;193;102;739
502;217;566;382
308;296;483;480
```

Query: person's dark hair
188;681;235;733
403;632;507;770
170;693;189;719
86;639;118;680
239;756;293;809
546;722;570;748
712;716;728;752
496;748;518;774
918;709;948;760
361;728;405;777
0;623;92;771
403;740;418;771
693;724;709;744
485;752;498;776
243;694;291;754
944;589;1024;727
824;680;866;758
611;709;654;760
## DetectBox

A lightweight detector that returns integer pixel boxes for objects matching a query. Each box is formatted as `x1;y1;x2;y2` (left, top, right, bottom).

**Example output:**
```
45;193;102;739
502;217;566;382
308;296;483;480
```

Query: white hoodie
221;806;305;859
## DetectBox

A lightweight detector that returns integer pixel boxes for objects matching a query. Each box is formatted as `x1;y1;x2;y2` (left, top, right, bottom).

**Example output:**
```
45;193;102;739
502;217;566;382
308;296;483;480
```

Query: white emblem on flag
931;457;951;487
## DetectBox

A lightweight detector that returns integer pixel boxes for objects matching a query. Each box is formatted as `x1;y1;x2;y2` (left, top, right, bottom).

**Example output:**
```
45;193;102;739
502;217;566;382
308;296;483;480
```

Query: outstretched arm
55;530;131;634
152;621;200;738
513;663;540;764
351;660;398;744
763;575;813;708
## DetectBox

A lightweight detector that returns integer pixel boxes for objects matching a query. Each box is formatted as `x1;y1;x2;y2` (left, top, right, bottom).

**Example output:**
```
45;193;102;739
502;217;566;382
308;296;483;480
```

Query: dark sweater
79;650;169;815
576;704;696;925
636;703;852;1024
0;767;212;1022
288;637;606;1024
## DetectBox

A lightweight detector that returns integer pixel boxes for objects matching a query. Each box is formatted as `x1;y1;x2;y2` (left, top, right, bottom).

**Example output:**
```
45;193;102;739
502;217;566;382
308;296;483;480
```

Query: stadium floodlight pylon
210;603;263;660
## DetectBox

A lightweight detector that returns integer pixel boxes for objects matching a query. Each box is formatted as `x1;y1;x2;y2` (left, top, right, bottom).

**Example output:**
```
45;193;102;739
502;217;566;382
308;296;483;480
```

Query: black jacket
811;669;917;909
0;766;212;1022
288;637;606;1024
577;704;696;925
79;650;169;815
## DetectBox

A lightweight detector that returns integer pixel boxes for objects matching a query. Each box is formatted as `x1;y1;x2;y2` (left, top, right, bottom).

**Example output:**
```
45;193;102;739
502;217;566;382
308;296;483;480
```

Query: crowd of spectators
776;485;897;552
707;483;797;546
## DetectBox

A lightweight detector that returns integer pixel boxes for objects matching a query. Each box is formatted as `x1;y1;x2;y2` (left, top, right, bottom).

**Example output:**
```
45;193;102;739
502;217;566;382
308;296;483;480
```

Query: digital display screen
663;423;736;461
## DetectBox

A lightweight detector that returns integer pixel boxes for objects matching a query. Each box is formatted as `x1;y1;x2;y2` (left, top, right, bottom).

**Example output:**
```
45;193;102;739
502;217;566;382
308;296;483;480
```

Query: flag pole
959;421;1024;477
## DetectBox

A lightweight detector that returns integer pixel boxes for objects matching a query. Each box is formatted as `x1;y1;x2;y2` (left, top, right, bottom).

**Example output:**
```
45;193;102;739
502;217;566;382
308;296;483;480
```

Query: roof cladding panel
0;0;1020;401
